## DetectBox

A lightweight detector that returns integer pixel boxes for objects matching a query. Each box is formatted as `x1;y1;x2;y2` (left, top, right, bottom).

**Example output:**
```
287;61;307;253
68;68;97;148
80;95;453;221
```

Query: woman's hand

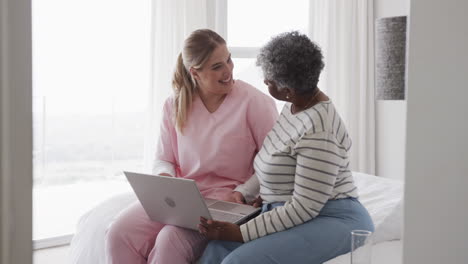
223;191;246;204
248;196;263;208
198;217;244;242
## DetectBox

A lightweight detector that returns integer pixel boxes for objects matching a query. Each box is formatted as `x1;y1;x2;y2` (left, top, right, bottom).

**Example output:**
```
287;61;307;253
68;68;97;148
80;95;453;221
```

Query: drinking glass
350;230;373;264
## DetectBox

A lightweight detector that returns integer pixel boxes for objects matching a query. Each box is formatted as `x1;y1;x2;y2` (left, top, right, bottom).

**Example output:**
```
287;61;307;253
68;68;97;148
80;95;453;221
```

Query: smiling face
191;44;234;96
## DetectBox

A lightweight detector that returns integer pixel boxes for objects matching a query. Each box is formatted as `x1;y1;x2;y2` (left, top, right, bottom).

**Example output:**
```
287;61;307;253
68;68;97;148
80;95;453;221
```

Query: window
224;0;311;111
32;0;151;244
32;0;311;247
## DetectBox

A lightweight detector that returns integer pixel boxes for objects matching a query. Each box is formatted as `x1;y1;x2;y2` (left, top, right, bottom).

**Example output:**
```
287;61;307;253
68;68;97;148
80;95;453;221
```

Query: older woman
198;31;374;264
104;29;278;264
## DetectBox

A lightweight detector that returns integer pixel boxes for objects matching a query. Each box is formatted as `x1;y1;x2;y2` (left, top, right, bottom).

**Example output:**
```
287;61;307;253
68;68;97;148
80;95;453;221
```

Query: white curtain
309;0;376;174
143;0;211;171
144;0;376;175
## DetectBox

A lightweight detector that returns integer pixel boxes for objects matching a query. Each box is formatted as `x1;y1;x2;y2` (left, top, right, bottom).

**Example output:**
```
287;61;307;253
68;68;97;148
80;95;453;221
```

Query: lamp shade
375;16;407;100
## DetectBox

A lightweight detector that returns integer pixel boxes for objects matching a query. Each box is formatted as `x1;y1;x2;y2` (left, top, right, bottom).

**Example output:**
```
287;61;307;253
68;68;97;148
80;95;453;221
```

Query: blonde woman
105;29;278;264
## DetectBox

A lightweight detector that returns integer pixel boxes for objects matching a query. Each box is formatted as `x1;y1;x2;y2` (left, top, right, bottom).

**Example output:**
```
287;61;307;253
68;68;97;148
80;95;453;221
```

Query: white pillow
352;171;404;244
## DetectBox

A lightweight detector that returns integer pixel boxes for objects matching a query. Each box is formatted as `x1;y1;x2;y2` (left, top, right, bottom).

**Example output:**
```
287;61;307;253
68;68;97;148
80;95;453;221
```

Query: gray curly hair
256;31;325;94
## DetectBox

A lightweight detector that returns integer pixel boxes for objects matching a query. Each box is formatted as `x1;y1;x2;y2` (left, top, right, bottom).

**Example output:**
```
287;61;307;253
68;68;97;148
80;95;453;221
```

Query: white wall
404;0;468;263
374;0;409;180
0;0;33;263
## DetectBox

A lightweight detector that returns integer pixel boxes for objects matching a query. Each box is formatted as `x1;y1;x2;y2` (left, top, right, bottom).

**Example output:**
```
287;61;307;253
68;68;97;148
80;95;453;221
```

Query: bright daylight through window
32;0;310;244
228;0;309;111
32;0;151;241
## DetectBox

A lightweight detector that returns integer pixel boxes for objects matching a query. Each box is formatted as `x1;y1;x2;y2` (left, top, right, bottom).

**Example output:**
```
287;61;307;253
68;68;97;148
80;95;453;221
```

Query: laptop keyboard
209;209;243;223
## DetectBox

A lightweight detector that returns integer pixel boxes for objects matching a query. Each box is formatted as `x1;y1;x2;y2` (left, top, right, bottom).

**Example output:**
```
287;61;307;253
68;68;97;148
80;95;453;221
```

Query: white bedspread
70;171;404;264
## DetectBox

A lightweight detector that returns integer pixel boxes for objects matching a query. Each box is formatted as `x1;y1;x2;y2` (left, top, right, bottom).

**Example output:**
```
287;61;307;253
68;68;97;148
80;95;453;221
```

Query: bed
70;172;404;264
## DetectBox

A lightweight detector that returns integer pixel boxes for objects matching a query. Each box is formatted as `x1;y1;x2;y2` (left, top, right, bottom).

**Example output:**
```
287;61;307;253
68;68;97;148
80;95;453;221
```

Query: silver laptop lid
124;171;212;230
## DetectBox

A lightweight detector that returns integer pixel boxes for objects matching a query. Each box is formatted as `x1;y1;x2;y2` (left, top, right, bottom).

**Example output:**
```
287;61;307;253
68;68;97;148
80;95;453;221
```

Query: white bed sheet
70;172;404;264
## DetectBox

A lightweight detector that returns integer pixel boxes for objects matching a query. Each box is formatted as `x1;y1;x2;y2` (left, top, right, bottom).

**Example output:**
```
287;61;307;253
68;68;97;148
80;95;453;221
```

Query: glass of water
350;230;373;264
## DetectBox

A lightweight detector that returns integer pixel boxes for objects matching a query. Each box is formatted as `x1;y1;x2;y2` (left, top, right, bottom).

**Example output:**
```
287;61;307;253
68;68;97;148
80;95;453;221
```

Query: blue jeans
199;198;374;264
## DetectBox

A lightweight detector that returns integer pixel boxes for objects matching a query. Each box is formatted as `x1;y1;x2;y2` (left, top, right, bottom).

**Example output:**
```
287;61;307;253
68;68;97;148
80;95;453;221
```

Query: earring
286;95;290;100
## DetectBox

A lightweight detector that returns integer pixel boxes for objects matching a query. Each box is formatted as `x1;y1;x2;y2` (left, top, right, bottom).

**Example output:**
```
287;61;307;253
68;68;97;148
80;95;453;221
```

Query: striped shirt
239;100;358;242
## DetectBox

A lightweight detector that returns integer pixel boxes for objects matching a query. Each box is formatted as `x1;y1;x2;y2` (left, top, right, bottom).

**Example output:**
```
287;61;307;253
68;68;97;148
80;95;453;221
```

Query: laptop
124;171;261;230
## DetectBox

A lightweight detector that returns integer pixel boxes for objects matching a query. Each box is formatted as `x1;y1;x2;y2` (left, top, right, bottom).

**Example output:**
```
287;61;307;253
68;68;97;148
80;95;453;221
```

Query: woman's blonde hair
172;29;226;133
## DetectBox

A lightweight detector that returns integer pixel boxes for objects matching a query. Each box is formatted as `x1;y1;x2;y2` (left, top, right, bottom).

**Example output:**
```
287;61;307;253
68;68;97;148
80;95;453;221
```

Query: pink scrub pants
104;188;234;264
105;201;207;264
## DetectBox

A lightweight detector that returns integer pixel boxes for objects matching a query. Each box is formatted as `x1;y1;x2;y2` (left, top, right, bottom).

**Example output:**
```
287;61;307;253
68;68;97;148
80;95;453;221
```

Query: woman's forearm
152;159;176;177
234;174;260;203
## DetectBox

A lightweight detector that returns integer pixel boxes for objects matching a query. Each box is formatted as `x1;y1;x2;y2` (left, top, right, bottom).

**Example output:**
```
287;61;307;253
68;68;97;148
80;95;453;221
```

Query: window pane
32;0;150;239
233;58;285;112
228;0;309;47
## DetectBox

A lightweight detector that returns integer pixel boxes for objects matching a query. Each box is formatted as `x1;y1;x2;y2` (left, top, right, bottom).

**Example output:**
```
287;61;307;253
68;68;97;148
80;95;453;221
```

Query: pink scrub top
156;80;278;199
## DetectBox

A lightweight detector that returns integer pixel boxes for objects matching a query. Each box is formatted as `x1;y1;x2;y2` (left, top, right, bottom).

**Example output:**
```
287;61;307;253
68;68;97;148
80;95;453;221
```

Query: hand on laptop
198;217;244;243
223;191;246;204
248;196;263;208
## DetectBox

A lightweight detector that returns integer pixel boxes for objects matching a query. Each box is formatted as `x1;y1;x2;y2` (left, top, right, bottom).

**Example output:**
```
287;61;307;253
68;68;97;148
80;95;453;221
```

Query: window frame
216;0;312;112
209;0;261;59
